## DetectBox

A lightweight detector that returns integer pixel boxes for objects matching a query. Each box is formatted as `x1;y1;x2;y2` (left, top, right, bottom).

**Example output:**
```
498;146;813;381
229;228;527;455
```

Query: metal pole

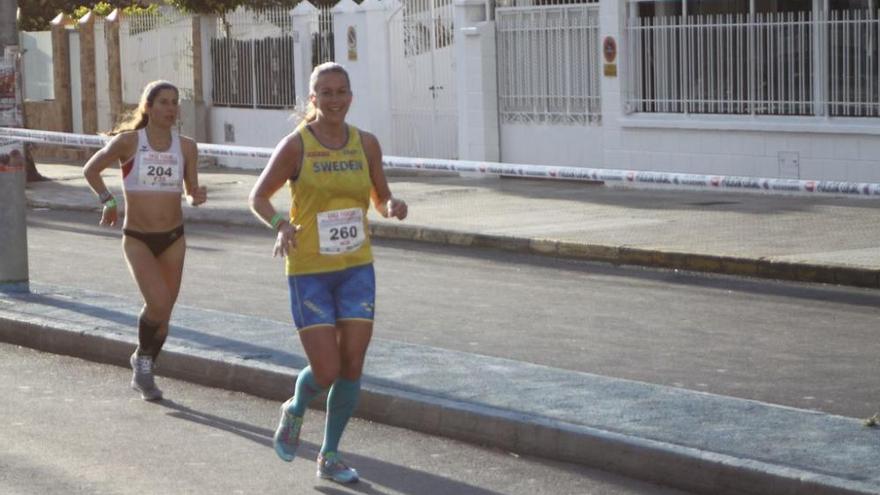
0;0;29;293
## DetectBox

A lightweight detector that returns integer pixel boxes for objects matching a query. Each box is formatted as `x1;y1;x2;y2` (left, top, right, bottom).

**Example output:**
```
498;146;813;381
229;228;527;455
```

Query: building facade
21;0;880;182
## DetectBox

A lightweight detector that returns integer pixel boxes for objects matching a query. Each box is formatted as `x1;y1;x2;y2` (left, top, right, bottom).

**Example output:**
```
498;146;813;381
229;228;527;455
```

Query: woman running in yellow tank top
249;62;407;484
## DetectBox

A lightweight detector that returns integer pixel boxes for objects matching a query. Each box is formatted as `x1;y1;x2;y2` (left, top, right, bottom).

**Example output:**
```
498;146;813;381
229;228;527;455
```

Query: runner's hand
187;186;208;206
99;204;118;227
387;198;408;220
274;222;299;258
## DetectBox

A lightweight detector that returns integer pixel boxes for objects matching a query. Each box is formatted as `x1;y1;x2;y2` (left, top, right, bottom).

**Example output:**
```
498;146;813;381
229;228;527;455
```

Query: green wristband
270;212;287;230
103;197;117;209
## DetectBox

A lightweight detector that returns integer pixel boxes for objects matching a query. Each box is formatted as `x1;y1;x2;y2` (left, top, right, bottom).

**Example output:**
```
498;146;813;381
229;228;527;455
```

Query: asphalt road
25;208;880;418
0;342;692;495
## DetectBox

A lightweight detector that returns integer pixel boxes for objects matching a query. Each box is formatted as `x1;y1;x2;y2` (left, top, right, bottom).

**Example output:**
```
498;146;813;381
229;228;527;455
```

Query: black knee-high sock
137;313;162;357
151;325;169;361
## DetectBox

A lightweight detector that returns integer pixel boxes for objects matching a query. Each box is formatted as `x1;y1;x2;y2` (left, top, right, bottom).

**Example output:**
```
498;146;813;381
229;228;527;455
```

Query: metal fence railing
211;36;296;108
315;5;335;65
495;0;597;9
829;9;879;117
496;4;601;125
211;7;294;108
626;10;880;117
210;4;335;109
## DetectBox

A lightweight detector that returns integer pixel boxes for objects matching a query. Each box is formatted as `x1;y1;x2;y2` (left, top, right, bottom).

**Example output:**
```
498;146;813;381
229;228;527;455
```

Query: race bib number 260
317;208;365;255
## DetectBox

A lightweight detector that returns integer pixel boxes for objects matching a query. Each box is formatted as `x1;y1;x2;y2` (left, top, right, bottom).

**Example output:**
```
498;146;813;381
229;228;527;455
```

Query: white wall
120;16;193;104
20;31;53;101
611;123;880;182
208;106;299;168
501;124;605;168
495;0;880;183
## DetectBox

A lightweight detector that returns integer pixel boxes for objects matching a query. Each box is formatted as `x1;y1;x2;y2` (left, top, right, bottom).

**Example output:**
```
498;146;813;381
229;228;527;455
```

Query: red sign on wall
603;36;617;64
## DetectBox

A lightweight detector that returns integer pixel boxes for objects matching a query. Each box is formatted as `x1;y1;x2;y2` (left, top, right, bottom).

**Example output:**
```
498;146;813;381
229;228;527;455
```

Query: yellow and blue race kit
287;124;374;276
285;124;377;330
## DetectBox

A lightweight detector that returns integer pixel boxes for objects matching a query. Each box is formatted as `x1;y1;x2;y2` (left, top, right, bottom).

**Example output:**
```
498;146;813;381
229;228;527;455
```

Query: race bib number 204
138;152;180;188
317;207;366;255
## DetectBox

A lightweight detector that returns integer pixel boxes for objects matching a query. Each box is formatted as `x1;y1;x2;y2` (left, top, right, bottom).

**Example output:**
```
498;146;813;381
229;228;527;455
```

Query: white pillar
195;14;217;143
94;17;113;133
291;1;320;107
454;0;499;162
197;15;217;108
332;0;398;146
600;0;626;168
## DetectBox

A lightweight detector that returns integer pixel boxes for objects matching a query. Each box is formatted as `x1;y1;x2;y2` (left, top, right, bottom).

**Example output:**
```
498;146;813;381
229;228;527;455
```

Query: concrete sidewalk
5;160;880;495
24;160;880;289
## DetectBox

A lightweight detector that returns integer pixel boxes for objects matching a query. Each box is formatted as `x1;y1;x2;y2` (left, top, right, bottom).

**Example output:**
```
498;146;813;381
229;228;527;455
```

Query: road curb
1;309;877;495
369;224;880;289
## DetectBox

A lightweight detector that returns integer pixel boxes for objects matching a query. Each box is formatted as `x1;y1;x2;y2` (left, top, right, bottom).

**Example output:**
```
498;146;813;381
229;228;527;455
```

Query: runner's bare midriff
123;191;183;232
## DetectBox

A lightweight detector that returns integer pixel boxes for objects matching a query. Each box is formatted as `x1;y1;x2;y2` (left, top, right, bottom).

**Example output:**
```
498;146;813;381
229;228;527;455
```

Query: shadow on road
157;399;507;495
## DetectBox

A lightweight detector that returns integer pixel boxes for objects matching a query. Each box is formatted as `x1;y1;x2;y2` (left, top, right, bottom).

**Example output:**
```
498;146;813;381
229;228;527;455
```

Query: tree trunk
25;145;47;182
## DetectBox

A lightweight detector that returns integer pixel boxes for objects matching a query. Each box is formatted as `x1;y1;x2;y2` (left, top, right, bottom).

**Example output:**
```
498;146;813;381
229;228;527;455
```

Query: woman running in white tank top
83;80;207;401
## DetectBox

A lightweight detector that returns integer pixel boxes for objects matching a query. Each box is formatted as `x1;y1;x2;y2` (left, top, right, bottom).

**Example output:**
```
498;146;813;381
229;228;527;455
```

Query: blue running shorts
287;263;376;331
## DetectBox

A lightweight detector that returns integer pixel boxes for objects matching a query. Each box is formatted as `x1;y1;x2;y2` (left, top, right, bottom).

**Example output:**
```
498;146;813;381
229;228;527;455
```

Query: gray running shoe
317;452;359;484
273;398;303;462
129;352;163;401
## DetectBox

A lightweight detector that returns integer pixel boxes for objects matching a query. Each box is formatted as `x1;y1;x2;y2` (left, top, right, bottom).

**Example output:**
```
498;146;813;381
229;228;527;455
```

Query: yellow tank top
286;124;374;275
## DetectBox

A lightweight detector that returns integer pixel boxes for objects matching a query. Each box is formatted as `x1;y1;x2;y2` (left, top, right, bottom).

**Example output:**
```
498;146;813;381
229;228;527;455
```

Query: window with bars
626;0;880;117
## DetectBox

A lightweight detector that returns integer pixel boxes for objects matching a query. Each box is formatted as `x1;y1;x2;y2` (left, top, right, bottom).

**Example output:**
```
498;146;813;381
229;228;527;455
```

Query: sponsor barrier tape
3;127;880;197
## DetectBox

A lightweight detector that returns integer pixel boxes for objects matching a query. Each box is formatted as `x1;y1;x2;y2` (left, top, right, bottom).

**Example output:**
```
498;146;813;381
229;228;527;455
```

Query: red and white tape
3;127;879;197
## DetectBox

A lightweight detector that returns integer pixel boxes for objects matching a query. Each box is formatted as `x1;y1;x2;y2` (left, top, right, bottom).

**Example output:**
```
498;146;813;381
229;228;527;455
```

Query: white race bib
138;151;181;189
317;207;366;255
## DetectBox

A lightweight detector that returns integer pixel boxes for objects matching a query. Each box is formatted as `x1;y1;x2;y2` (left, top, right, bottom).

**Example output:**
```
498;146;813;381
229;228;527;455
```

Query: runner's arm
249;132;303;227
82;133;133;200
364;132;407;220
249;132;303;257
181;137;206;206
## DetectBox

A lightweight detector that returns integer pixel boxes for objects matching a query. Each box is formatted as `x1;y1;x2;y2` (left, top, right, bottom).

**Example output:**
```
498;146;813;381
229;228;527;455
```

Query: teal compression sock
289;366;327;417
321;377;361;455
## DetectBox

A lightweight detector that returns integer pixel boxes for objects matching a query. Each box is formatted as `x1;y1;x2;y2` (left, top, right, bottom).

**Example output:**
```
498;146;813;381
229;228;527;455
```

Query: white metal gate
120;10;195;104
388;0;458;159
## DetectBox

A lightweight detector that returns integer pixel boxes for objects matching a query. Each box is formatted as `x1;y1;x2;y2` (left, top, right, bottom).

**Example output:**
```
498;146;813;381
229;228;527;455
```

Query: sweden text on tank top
286;124;374;276
121;128;184;194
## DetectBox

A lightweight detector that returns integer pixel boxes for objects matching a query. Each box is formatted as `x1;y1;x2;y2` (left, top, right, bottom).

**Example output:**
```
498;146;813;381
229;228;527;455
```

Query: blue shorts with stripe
287;263;376;331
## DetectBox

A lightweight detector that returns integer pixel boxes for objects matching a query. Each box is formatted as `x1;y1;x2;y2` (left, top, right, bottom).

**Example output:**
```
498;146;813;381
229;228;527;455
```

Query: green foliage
164;0;240;14
18;0;313;31
165;0;299;14
18;1;157;31
73;2;116;19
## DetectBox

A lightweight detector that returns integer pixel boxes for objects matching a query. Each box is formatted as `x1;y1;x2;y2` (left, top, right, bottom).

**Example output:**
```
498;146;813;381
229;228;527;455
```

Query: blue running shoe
317;452;359;484
273;399;303;462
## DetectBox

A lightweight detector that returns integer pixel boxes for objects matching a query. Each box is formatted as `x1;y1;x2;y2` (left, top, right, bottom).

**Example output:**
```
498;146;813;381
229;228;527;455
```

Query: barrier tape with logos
2;127;879;197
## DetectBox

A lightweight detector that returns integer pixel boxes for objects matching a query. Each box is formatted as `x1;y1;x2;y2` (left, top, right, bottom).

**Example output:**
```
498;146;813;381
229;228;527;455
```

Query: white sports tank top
121;128;184;193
